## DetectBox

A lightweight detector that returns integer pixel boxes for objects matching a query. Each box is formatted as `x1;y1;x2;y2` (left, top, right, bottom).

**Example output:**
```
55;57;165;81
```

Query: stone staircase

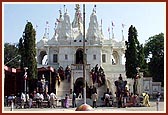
56;78;71;98
94;83;107;106
55;76;108;107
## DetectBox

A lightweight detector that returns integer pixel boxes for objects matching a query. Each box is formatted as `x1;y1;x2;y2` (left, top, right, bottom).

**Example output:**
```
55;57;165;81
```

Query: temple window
93;54;96;60
102;54;106;63
65;54;68;60
53;54;58;63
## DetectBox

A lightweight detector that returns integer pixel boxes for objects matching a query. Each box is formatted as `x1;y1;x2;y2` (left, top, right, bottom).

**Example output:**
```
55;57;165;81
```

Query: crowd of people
57;65;71;82
56;64;106;89
13;91;58;109
90;64;106;87
4;64;161;109
5;88;159;109
5;89;79;109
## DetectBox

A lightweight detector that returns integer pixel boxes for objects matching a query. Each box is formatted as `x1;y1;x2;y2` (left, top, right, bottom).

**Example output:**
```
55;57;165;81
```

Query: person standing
28;93;33;108
92;92;98;108
21;92;26;108
35;92;41;108
72;92;76;108
156;92;161;102
50;92;57;108
123;87;129;107
156;92;161;111
143;92;150;107
64;94;69;108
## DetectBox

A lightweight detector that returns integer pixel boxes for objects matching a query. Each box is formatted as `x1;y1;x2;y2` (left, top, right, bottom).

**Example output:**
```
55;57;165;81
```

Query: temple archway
75;48;83;64
112;51;119;65
38;51;47;65
73;77;90;98
74;77;84;98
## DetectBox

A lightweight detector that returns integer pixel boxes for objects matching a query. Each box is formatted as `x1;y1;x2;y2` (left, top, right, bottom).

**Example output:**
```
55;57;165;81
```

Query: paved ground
3;101;165;113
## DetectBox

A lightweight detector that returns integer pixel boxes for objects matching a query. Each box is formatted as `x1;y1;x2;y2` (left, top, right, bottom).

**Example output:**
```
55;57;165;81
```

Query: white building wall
87;46;102;68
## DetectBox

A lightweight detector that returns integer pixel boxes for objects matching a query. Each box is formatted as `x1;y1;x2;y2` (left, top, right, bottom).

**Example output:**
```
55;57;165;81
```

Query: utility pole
76;4;93;110
24;67;28;108
83;4;86;104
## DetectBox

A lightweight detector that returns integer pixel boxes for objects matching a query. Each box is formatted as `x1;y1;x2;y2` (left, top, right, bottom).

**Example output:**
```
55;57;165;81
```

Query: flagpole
75;4;93;110
46;21;49;38
101;19;103;35
112;27;114;39
83;4;86;104
122;29;124;41
122;24;125;41
108;28;110;39
54;22;57;36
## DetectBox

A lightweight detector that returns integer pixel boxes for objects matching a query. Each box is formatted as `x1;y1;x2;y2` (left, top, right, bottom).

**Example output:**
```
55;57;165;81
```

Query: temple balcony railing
71;64;90;70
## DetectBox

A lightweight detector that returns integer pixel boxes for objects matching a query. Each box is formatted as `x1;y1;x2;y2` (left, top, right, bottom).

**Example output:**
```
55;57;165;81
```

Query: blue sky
3;2;166;45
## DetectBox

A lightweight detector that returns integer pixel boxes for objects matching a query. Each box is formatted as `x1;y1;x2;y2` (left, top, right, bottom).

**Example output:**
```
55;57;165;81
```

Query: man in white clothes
50;92;57;108
92;92;98;108
21;92;26;108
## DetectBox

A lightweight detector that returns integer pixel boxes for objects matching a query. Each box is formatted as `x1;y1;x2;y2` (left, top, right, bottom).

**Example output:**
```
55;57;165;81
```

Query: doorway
74;77;84;98
75;48;83;64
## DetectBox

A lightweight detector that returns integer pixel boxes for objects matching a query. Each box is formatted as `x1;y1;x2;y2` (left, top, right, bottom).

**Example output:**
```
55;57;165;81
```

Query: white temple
36;4;163;106
36;4;127;99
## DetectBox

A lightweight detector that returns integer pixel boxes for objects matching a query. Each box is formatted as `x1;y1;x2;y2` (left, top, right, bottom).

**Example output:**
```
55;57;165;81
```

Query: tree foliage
4;43;20;68
18;22;37;80
125;25;138;78
125;25;145;79
144;33;164;86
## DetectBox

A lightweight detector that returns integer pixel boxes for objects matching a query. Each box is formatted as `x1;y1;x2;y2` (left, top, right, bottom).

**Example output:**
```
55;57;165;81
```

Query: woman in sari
64;94;69;108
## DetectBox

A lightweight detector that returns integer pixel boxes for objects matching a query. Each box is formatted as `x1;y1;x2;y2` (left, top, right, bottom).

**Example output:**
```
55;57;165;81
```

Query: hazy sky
3;2;166;45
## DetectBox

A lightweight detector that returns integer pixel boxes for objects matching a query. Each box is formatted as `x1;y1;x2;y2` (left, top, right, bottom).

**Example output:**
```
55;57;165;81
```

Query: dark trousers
93;101;97;108
72;100;76;108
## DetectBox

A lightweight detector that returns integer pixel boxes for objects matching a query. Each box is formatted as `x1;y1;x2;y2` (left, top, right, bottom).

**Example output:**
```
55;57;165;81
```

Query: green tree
4;43;20;68
144;33;164;86
18;37;25;68
125;25;138;79
125;25;146;94
18;22;38;92
137;44;146;72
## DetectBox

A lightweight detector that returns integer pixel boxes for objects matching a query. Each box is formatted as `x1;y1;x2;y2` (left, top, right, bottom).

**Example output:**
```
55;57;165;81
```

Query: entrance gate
71;64;91;98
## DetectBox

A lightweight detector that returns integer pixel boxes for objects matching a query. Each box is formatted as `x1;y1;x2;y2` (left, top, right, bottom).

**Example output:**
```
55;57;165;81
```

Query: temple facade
36;4;127;97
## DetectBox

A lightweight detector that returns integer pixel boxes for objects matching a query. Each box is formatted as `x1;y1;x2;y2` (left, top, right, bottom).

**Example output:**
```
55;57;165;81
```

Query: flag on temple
108;27;110;32
122;23;126;28
112;21;115;27
56;18;60;23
